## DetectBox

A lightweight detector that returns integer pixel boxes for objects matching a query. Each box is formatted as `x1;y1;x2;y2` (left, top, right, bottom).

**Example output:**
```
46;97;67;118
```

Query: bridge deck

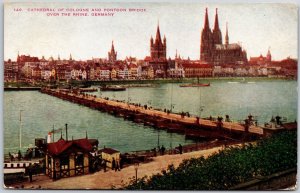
43;89;264;136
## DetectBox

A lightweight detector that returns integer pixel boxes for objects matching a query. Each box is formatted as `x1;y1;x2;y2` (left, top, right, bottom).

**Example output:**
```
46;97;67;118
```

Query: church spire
155;22;162;44
111;40;115;52
225;22;229;45
108;40;117;63
17;51;20;62
266;47;272;61
150;21;166;60
212;8;222;45
204;8;210;30
213;8;219;30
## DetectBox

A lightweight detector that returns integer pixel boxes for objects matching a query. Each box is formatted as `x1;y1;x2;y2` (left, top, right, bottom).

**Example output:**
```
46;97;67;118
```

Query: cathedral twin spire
200;8;247;64
204;8;210;30
203;8;227;45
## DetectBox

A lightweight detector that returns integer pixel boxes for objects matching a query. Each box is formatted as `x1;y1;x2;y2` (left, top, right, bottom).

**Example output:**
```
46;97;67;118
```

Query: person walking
161;145;165;155
119;158;122;170
112;157;116;171
102;160;107;172
179;144;183;154
115;161;118;172
28;168;33;182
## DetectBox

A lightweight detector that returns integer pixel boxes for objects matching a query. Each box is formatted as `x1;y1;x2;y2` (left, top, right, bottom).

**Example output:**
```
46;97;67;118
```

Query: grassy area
125;131;297;190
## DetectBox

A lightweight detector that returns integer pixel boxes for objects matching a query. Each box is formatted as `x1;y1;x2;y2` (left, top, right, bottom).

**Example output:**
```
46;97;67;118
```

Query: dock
40;88;264;141
4;87;41;91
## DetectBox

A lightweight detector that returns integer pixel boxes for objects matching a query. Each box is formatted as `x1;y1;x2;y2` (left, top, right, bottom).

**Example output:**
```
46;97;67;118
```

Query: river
4;79;297;154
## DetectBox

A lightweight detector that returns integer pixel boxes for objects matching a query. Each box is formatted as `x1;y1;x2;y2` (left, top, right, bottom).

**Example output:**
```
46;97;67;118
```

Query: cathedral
200;8;248;65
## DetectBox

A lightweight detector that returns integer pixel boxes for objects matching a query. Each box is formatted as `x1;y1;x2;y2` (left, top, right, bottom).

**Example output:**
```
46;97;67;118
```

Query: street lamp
157;129;160;148
134;162;139;184
19;109;24;149
199;105;204;126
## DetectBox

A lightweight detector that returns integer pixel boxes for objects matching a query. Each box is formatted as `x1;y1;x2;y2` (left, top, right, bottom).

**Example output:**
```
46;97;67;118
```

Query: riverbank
6;145;227;189
4;76;295;88
84;76;296;86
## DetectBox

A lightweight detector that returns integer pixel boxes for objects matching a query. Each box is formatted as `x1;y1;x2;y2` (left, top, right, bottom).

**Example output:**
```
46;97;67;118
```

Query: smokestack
65;123;68;141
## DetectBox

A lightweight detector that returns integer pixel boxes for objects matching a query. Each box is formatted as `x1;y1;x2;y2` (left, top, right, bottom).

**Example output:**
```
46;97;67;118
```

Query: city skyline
4;3;298;61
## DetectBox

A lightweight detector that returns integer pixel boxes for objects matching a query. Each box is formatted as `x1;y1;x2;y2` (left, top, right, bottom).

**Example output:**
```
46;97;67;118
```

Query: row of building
4;8;297;82
4;54;297;82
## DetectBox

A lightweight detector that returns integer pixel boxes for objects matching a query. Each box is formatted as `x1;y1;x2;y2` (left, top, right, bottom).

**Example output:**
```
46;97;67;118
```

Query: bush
125;131;297;190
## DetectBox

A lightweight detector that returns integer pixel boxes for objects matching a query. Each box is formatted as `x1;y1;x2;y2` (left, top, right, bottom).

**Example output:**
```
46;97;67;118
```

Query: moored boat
100;85;126;91
180;83;210;87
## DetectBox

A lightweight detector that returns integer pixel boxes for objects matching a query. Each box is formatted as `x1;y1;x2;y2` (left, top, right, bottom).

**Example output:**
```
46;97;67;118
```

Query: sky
4;2;298;61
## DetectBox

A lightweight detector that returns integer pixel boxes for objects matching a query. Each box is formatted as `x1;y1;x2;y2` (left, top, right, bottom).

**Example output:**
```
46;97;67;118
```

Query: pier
4;87;41;91
40;88;264;141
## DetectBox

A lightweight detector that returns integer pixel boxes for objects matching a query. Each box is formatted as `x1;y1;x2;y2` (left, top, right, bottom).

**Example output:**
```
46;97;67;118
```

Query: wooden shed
99;148;120;168
45;138;98;180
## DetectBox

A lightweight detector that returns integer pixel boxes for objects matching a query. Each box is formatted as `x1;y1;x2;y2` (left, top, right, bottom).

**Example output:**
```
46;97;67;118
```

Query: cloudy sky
4;2;298;61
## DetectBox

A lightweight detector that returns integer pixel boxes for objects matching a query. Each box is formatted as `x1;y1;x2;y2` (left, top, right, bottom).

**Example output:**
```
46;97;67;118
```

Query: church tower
212;8;222;45
108;41;117;63
266;48;272;62
17;51;20;63
150;23;167;60
225;22;229;45
200;8;213;62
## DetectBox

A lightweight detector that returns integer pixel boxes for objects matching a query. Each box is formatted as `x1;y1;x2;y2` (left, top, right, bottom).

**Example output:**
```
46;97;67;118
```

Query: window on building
60;155;69;170
48;157;51;168
75;153;84;167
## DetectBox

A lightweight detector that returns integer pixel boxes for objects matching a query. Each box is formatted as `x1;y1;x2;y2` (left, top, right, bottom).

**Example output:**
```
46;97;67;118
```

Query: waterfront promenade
41;88;264;138
7;145;226;189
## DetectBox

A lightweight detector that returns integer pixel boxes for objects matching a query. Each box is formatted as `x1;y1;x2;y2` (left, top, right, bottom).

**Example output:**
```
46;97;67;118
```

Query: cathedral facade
200;8;248;65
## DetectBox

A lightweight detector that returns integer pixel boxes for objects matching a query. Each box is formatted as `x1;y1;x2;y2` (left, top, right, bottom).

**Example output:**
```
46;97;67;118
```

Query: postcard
3;2;297;190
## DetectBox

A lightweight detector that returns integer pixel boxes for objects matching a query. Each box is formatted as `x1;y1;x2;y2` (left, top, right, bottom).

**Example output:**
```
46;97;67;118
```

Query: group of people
111;157;122;172
8;150;22;161
155;144;183;155
156;145;166;155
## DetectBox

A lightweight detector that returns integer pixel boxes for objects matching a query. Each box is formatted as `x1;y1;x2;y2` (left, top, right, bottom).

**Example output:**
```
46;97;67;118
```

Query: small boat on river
100;85;126;91
180;83;210;87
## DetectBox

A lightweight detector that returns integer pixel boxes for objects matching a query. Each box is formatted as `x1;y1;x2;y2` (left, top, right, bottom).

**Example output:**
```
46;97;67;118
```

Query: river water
4;79;297;154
